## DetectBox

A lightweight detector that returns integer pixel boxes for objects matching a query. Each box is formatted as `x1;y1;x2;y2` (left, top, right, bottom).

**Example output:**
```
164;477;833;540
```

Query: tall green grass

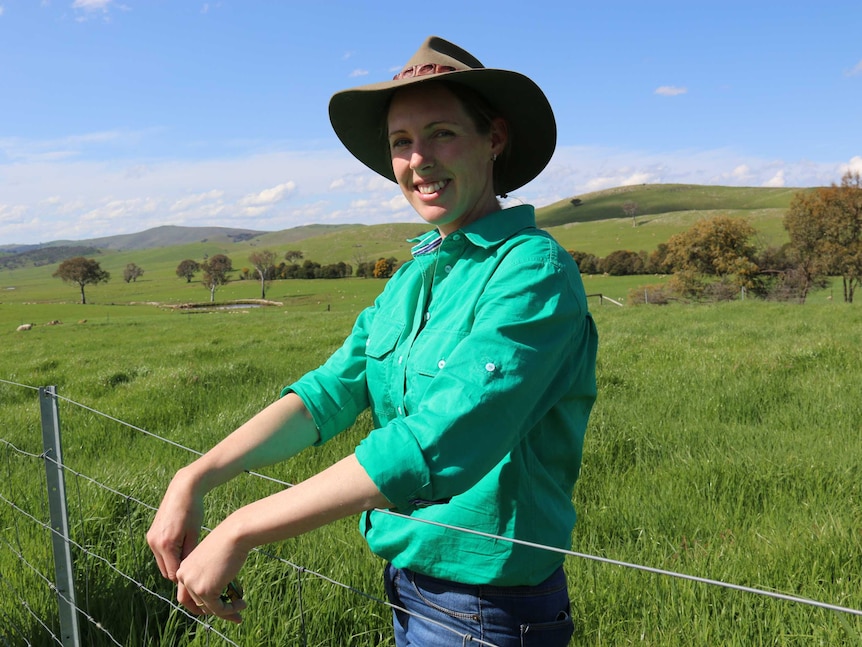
2;284;861;645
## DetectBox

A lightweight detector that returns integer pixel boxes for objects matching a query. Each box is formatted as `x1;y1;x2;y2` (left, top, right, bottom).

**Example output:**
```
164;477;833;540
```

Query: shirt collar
408;204;536;256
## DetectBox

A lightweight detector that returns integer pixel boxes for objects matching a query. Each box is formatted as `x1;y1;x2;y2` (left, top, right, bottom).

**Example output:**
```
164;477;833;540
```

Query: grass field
1;267;861;645
2;182;859;645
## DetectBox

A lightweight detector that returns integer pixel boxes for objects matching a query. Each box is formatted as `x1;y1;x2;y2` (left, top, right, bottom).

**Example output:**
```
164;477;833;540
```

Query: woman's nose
410;146;434;171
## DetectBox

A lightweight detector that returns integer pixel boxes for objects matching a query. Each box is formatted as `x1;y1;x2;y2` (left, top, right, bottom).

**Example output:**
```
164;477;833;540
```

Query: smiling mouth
416;180;448;195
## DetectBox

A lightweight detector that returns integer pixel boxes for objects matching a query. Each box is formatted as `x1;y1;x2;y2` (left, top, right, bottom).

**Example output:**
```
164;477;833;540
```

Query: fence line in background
587;293;624;306
1;377;861;646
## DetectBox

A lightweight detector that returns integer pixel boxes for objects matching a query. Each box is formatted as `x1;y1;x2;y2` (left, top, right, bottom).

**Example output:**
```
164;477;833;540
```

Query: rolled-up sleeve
283;306;374;444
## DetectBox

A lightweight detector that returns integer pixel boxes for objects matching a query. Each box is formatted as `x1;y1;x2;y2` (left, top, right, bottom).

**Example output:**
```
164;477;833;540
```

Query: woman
147;36;598;646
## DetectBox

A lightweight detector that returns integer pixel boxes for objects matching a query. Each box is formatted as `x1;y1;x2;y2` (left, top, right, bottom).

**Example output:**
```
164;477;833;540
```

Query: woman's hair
383;81;513;197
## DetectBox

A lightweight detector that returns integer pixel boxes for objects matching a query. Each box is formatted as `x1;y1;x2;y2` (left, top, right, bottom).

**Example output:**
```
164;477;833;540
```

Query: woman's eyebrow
388;120;457;138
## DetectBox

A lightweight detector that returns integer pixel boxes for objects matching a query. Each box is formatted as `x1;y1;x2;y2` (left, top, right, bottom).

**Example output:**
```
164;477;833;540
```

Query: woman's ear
489;117;509;157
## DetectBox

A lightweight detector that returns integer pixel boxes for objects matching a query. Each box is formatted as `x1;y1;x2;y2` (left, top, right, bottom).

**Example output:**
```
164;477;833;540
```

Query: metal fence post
39;386;82;647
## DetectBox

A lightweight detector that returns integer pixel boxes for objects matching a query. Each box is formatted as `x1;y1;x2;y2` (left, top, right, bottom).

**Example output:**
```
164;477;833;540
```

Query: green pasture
1;269;861;645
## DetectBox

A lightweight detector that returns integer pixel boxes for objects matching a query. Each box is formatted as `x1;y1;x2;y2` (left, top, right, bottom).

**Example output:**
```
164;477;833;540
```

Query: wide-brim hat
329;36;557;197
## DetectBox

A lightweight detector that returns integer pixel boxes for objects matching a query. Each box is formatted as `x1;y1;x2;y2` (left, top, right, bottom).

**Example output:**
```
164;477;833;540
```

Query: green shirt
286;204;598;586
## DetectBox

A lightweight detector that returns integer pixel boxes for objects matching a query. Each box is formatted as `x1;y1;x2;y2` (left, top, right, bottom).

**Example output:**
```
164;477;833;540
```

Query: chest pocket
365;318;405;419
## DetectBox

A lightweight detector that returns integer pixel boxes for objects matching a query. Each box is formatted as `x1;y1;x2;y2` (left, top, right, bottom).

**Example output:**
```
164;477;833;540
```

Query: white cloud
582;170;658;193
730;164;752;181
170;189;224;212
846;60;862;77
840;156;862;175
0;203;29;224
655;85;688;96
762;170;785;187
238;181;296;207
349;69;369;78
0;6;5;17
511;145;845;209
1;129;147;162
71;0;130;22
72;0;112;10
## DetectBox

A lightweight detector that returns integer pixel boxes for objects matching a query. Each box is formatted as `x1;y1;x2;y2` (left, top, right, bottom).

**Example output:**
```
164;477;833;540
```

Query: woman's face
387;84;507;237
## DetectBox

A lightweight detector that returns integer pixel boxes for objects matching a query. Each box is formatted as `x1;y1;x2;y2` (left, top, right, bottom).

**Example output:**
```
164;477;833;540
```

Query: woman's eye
390;138;410;149
433;129;454;139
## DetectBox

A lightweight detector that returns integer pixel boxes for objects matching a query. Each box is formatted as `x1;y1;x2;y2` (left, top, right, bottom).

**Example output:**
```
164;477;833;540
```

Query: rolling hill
1;183;808;270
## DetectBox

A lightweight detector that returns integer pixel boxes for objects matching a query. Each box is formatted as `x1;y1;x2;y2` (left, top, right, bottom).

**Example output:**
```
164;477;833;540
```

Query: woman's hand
146;468;205;584
146;394;322;622
174;518;250;624
148;452;389;624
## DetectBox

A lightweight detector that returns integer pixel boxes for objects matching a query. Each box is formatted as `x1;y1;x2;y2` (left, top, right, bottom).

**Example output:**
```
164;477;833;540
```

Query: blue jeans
383;563;574;646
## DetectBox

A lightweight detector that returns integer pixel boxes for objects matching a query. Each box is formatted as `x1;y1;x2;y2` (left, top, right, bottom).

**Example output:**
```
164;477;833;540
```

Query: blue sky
1;0;860;245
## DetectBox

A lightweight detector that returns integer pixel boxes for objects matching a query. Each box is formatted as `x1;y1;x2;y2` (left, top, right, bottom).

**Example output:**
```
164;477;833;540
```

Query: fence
2;378;861;646
586;293;624;307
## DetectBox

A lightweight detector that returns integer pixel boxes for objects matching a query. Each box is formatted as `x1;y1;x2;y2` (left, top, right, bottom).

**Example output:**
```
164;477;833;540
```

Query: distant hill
0;245;102;271
0;224;369;256
35;225;272;252
537;183;812;257
0;184;813;268
536;183;804;228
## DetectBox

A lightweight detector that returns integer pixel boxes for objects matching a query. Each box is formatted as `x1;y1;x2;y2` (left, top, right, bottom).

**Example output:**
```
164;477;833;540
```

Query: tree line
570;172;862;304
175;250;400;301
49;174;861;305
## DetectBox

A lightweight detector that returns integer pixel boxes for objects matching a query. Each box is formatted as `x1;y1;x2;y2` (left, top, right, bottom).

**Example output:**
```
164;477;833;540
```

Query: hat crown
398;36;485;75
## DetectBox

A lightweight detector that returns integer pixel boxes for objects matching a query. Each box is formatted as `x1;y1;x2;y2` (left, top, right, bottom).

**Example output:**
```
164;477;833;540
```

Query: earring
491;153;498;162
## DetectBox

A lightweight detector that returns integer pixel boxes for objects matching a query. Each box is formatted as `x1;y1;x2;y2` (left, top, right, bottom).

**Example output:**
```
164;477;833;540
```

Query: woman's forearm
181;392;320;495
218;453;392;552
147;392;320;583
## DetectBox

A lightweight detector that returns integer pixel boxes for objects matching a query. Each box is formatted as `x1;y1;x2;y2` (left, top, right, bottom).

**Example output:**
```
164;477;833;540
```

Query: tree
284;250;304;262
622;200;639;227
834;172;862;302
249;249;278;299
784;173;862;303
373;257;397;279
201;254;233;302
665;216;759;291
123;262;144;283
52;256;110;304
176;259;201;283
569;251;600;275
600;250;645;276
356;261;376;278
784;191;830;303
646;242;673;274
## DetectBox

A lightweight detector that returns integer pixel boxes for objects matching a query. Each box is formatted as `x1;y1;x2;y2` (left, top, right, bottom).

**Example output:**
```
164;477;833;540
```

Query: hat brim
329;68;556;196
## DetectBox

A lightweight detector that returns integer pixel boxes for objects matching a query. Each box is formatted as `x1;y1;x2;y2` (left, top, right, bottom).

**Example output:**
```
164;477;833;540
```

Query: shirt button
452;234;462;241
398;355;403;364
397;406;403;416
437;360;446;369
444;265;452;273
485;362;496;372
424;312;430;321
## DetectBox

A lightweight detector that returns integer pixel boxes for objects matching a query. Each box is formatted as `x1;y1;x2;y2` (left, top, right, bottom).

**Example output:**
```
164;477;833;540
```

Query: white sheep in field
16;324;33;332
